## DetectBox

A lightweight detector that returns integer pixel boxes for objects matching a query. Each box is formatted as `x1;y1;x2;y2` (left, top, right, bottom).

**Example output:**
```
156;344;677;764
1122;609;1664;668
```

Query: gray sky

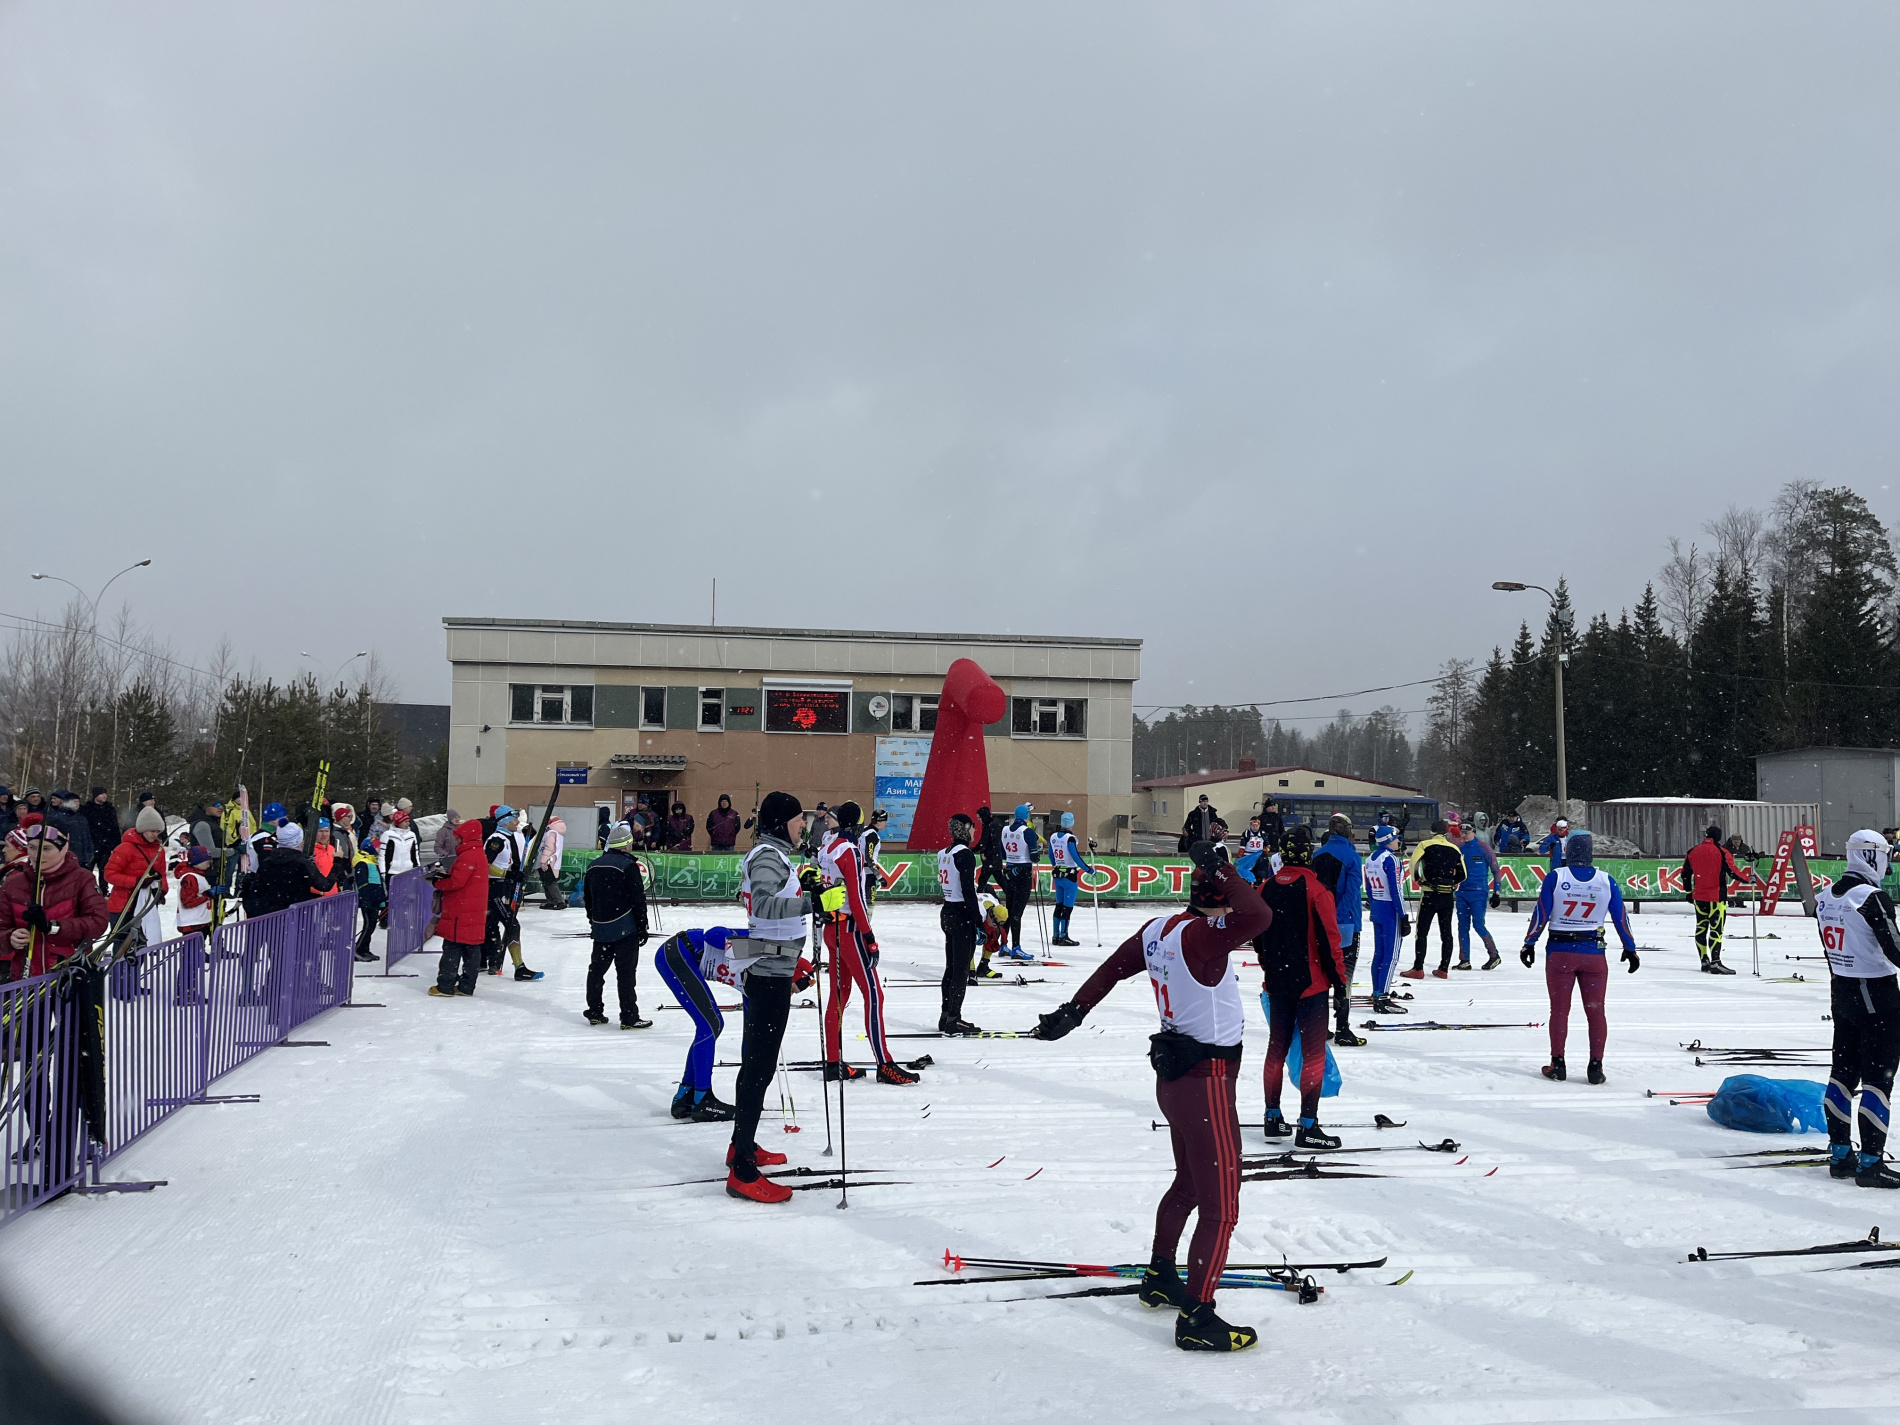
5;2;1897;720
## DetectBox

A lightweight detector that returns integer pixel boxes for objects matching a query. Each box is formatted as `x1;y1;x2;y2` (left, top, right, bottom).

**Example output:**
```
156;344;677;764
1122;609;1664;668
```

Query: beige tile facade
445;619;1140;850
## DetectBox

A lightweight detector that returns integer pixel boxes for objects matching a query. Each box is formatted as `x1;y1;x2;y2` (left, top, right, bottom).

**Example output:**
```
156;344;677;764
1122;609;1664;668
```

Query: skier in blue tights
1364;826;1410;1013
1455;820;1504;970
656;926;751;1122
1047;812;1095;947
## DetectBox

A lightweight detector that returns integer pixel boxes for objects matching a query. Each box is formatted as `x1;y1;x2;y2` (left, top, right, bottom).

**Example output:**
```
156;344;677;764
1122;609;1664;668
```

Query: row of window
508;684;1086;737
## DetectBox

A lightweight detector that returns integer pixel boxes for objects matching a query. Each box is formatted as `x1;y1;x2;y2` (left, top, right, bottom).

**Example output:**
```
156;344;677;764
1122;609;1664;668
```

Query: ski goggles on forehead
18;824;68;847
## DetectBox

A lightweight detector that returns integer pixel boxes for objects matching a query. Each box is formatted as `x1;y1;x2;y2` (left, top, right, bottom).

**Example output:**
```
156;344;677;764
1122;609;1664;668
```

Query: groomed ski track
2;901;1890;1423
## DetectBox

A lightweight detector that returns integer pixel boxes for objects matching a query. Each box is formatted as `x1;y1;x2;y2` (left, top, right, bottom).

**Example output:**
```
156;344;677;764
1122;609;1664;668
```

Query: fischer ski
1360;1020;1542;1032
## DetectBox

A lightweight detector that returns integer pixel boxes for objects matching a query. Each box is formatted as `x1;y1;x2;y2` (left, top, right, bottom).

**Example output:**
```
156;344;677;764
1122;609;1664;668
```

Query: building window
1277;779;1290;787
510;684;594;725
1313;779;1325;788
700;688;725;730
640;687;667;729
1011;697;1086;738
891;694;939;732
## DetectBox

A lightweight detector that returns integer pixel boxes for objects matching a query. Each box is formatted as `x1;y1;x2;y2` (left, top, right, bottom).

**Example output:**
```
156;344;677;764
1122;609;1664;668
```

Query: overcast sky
4;3;1897;722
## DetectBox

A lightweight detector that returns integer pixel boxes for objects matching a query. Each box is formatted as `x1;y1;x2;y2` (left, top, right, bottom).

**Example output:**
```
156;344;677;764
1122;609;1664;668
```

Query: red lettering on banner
1496;865;1527;893
1528;865;1549;884
1655;866;1685;894
1080;866;1119;894
1165;865;1192;894
1127;863;1159;894
880;861;910;889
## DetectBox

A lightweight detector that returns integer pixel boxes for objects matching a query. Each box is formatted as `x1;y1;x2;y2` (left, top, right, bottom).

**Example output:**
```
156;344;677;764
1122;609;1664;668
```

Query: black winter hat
1281;823;1315;867
758;791;803;840
834;800;863;830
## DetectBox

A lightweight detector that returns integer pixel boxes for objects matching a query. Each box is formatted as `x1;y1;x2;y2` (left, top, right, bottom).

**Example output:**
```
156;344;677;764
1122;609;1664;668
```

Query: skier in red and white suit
818;801;919;1086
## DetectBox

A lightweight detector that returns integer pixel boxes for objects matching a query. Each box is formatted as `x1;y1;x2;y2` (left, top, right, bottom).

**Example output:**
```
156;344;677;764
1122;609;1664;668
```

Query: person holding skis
1520;830;1637;1085
1363;825;1411;1013
1684;824;1756;975
103;805;170;953
819;801;917;1085
1456;819;1504;971
1047;811;1094;948
1816;829;1900;1188
936;813;985;1034
1256;824;1351;1142
581;821;651;1029
0;815;108;981
482;806;541;981
1310;814;1364;1046
1033;843;1272;1352
1401;820;1465;980
730;791;822;1202
998;803;1040;958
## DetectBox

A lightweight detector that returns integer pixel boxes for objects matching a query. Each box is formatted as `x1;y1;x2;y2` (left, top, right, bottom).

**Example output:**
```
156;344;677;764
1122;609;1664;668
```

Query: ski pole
1087;840;1102;946
808;878;834;1157
832;908;850;1209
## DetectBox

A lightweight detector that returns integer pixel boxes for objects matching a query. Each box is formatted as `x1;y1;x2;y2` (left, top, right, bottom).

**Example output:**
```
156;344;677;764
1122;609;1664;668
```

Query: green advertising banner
560;850;1846;904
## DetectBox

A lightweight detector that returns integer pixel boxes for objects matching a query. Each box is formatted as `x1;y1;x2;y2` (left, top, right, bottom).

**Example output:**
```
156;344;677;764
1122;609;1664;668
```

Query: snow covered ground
2;896;1890;1424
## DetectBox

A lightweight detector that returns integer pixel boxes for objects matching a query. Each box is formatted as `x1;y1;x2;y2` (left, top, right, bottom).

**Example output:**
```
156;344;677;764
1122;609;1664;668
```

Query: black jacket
1180;804;1222;847
977;812;1006;887
251;847;338;916
46;807;94;868
583;849;649;943
1260;809;1285;851
81;800;119;855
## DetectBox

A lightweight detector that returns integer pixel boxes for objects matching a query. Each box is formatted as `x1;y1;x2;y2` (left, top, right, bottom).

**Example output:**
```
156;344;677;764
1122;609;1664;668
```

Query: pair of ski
1359;1020;1542;1032
1681;1040;1826;1056
926;1254;1373;1303
642;1165;907;1191
1246;1139;1460;1162
1151;1112;1411;1133
1687;1226;1900;1265
714;1055;937;1072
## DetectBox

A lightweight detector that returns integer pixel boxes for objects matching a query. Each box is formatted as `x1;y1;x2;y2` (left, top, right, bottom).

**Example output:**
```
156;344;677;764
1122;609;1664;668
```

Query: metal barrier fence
382;869;432;973
2;893;359;1229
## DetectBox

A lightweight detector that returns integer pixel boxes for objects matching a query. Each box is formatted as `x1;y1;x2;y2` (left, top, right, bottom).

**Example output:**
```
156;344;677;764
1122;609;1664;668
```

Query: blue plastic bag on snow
1260;992;1341;1098
1705;1075;1826;1134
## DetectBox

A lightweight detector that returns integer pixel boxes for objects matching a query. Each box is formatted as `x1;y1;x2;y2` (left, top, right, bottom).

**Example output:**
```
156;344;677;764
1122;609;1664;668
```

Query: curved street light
1492;581;1570;812
302;650;370;692
31;558;154;626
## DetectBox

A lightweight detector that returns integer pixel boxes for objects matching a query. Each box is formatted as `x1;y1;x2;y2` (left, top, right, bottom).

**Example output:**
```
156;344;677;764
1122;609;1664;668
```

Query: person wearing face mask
1520;830;1637;1086
1816;830;1900;1188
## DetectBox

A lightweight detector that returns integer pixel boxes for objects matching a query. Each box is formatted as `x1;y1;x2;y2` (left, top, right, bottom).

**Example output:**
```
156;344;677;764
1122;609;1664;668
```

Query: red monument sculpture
906;657;1006;851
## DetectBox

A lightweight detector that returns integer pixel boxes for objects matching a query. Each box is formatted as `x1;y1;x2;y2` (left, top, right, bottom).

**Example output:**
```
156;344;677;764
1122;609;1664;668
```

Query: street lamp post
31;558;153;797
1492;581;1569;814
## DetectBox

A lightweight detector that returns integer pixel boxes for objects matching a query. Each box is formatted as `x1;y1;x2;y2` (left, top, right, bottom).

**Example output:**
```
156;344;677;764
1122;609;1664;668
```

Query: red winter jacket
104;829;168;914
1684;839;1756;903
433;820;491;945
0;854;110;979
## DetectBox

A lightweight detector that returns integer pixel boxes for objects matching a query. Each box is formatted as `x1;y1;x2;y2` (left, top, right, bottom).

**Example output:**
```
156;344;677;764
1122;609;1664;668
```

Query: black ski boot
1294;1119;1341;1150
1138;1259;1189;1309
1175;1300;1258;1352
621;1015;654;1030
1830;1143;1858;1179
938;1017;984;1036
691;1093;737;1123
1542;1056;1567;1082
1856;1153;1900;1189
1370;995;1409;1015
876;1061;921;1086
583;1010;608;1026
514;964;545;982
1706;955;1737;976
1586;1059;1606;1085
1263;1112;1293;1140
670;1091;695;1121
1481;951;1501;971
823;1062;867;1082
1333;1026;1367;1047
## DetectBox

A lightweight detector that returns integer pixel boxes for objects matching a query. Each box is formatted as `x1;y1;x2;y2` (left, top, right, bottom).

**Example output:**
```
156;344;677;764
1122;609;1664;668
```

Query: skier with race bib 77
1520;831;1637;1085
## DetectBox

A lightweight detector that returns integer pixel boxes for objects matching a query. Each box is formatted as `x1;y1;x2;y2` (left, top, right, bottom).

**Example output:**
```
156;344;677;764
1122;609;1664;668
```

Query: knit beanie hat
757;791;803;840
135;806;165;835
606;822;635;850
277;823;305;850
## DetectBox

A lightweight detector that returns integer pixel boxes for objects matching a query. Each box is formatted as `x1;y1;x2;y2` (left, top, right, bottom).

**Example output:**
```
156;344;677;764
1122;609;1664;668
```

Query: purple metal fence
2;893;360;1228
381;870;432;973
1;966;85;1226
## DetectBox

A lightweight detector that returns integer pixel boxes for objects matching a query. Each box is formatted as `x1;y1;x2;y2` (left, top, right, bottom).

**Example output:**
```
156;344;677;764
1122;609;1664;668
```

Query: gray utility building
1755;747;1900;855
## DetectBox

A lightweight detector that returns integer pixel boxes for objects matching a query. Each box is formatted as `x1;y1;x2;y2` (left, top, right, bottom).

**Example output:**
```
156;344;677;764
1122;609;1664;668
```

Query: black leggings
1332;936;1359;1033
1413;893;1454;969
1827;974;1900;1155
730;973;794;1179
941;907;977;1024
1003;866;1032;947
